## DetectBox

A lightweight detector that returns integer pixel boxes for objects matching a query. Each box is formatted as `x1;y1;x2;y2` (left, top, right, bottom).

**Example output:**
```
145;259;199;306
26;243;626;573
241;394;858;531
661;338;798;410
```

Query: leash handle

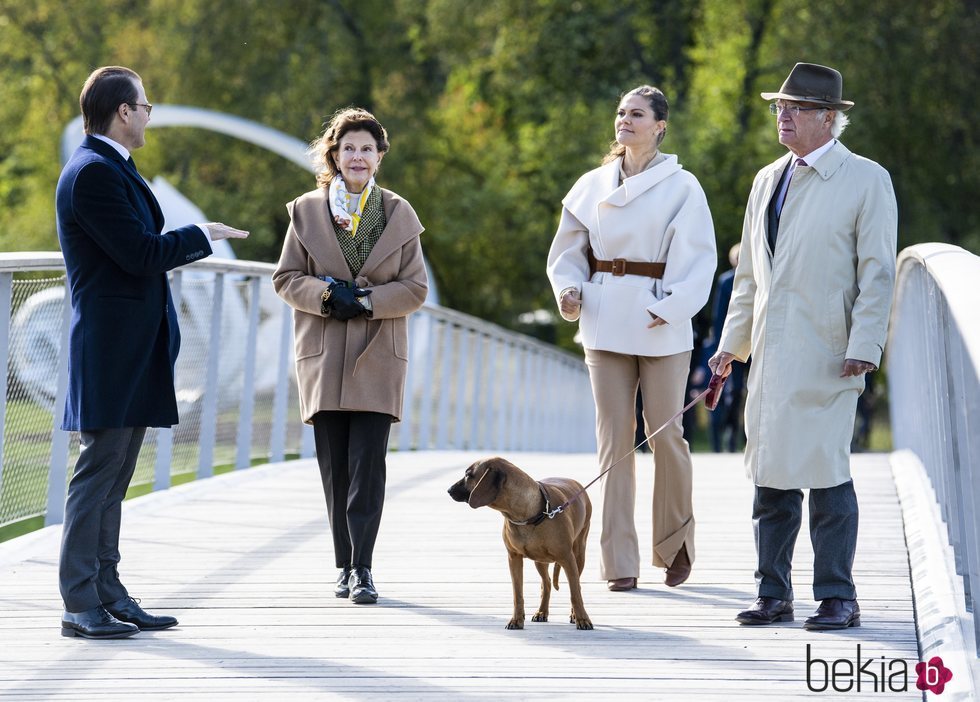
547;385;712;519
704;373;727;411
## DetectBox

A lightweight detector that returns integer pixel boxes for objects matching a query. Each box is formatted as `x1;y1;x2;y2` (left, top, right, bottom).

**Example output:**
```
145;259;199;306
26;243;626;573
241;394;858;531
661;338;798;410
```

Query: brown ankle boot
664;544;691;587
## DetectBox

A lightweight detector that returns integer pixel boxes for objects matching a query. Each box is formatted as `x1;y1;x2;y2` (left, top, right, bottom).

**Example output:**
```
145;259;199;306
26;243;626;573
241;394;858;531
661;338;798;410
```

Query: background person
57;66;248;639
273;108;427;605
707;243;746;452
547;85;716;591
709;63;897;630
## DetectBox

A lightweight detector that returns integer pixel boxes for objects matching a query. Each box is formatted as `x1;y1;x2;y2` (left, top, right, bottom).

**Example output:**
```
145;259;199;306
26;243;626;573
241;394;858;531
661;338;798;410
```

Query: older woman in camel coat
274;107;427;606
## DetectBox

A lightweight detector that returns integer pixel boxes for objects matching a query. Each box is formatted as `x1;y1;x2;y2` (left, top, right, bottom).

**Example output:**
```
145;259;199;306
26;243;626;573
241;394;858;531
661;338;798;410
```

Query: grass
0;392;304;543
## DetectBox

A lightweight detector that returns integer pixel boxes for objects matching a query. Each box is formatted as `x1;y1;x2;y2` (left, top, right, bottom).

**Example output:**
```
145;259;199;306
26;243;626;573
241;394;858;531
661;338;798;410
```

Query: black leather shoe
804;598;860;630
606;577;637;591
735;597;794;625
348;566;378;604
104;597;178;631
335;567;351;598
61;606;139;639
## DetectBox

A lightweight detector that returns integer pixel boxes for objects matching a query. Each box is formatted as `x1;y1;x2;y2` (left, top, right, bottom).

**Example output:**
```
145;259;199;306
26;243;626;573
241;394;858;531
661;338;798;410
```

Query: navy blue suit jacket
56;135;212;431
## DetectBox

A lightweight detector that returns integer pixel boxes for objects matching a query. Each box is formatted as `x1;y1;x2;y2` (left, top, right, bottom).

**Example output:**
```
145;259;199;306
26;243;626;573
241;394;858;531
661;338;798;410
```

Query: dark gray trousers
59;427;145;612
312;411;392;570
753;480;859;602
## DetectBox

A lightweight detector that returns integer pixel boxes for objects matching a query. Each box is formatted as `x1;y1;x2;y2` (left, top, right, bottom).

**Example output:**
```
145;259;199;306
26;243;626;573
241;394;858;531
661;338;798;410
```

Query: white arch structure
61;105;315;171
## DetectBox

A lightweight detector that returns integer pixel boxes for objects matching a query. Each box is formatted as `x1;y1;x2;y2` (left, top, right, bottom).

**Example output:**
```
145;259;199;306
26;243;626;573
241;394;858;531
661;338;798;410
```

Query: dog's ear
468;463;502;509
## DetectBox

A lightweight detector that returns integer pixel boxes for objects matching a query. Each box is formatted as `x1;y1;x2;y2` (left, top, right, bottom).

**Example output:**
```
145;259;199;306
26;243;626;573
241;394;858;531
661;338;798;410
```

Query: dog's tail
552;563;561;590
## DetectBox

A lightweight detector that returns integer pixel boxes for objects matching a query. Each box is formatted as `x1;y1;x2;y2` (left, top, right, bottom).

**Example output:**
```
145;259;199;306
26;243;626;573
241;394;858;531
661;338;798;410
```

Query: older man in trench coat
709;63;897;630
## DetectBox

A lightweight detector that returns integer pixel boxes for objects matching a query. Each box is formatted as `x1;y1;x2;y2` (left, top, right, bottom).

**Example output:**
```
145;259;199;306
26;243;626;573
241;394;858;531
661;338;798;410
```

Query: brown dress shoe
664;544;691;587
607;577;637;591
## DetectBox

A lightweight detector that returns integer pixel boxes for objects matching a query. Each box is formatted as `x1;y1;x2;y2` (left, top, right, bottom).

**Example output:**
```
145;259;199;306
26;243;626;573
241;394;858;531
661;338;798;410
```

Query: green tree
0;0;976;345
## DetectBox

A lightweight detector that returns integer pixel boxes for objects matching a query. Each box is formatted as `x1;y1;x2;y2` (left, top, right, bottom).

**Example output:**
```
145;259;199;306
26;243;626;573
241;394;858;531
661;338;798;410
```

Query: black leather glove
327;281;372;321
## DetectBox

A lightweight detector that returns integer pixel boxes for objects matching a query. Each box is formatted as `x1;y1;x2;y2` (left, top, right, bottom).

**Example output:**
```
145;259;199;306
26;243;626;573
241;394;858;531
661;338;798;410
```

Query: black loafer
606;577;637;591
348;566;378;605
735;596;794;625
335;567;351;598
804;598;860;630
104;597;178;631
61;606;139;639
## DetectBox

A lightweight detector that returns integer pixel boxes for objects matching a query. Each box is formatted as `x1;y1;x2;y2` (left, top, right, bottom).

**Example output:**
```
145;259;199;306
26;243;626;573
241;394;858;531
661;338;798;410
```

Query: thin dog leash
543;373;726;521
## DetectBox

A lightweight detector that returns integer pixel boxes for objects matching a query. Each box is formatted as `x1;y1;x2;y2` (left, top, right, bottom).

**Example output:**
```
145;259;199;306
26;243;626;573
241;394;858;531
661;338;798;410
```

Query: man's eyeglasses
128;103;153;116
770;103;825;117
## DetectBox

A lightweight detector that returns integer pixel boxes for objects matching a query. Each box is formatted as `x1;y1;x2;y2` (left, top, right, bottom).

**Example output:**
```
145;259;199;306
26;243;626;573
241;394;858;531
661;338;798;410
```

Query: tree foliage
0;0;976;343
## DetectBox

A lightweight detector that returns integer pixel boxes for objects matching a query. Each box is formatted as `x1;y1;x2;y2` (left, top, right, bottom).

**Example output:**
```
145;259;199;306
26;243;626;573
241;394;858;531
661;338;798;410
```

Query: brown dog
448;457;593;630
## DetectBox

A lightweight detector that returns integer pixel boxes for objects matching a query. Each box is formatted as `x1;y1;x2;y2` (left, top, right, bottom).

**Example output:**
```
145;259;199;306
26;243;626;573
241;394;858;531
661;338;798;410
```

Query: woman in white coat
547;86;716;591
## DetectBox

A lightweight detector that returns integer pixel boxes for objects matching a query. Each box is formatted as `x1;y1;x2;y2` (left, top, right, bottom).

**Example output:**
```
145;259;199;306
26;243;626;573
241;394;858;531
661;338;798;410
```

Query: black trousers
312;411;392;570
753;480;859;602
59;427;146;612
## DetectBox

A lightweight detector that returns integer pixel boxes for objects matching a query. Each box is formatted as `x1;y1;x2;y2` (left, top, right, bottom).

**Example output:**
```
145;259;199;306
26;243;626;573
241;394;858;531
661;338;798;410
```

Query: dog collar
508;483;551;526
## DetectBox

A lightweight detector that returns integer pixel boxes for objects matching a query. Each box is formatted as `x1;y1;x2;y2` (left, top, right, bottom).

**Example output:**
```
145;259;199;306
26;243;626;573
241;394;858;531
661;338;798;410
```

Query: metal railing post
466;331;482;449
0;272;12;494
434;322;454;448
543;357;558;451
397;313;420;450
155;270;182;491
300;423;315;458
197;272;224;478
416;319;438;449
516;349;531;451
269;298;291;462
44;288;72;526
453;330;472;449
235;276;261;469
487;339;510;449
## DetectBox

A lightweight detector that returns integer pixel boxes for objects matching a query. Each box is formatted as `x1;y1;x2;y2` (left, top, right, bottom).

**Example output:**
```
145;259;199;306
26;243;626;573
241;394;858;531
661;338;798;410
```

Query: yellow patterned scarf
329;175;375;236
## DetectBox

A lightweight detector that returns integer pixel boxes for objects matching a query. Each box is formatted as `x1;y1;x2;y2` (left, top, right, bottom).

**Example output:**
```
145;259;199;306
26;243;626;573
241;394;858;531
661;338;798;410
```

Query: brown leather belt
588;248;665;279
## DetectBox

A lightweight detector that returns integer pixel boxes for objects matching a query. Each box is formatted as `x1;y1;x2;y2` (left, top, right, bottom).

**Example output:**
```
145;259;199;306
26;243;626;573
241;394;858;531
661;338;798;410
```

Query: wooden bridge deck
0;451;924;699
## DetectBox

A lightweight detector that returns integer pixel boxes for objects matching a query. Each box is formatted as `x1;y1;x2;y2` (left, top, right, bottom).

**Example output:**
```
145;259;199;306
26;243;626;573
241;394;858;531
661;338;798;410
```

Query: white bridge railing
0;253;594;532
888;243;980;655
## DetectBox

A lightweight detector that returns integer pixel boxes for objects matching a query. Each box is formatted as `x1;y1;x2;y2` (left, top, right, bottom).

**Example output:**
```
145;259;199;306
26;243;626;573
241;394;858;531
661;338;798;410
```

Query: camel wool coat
718;141;897;489
273;188;427;423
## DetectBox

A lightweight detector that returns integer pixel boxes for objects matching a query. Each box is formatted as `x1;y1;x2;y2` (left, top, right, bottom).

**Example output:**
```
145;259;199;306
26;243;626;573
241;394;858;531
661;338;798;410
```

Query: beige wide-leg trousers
584;348;695;581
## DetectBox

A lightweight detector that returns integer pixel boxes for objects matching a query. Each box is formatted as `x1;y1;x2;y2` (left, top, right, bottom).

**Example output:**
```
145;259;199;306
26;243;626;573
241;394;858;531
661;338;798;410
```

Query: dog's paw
531;611;548;622
575;618;594;630
505;618;525;630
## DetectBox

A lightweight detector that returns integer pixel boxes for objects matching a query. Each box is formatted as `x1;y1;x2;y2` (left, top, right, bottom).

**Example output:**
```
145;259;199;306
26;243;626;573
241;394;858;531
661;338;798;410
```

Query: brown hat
761;62;854;110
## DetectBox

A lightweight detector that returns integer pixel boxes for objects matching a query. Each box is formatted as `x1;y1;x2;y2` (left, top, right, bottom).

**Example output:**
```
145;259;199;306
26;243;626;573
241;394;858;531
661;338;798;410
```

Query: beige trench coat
718;142;897;489
272;188;427;423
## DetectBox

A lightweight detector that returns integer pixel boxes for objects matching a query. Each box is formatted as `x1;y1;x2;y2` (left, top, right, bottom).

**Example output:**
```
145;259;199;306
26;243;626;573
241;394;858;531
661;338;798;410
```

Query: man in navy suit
56;66;248;638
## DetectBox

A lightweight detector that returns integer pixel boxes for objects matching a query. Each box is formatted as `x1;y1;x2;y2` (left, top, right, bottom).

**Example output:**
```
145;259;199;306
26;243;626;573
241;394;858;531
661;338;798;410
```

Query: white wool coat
718;141;897;489
547;155;717;356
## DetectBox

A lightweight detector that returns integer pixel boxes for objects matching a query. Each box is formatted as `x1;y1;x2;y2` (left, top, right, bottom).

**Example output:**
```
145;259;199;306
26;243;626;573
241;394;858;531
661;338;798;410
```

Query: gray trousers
59;427;145;612
753;480;859;602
